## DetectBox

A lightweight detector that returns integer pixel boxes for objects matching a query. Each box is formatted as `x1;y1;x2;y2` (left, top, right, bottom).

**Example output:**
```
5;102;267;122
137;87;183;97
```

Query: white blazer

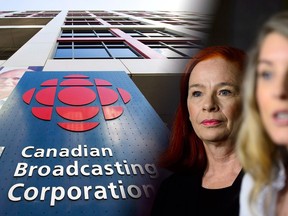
240;163;286;216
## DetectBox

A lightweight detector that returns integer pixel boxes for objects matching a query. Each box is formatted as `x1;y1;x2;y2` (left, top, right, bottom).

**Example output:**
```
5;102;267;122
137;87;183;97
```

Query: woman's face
257;32;288;146
187;57;242;144
0;69;26;99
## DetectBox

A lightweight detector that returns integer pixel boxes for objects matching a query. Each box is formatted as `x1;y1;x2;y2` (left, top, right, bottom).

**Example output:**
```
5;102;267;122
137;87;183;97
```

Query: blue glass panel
109;48;138;58
97;33;114;37
127;32;142;37
152;48;183;58
74;48;110;58
54;48;72;58
74;30;95;37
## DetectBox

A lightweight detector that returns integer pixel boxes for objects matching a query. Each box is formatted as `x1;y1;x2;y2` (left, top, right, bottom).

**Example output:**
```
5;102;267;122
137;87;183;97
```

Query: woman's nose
202;95;219;112
274;75;288;100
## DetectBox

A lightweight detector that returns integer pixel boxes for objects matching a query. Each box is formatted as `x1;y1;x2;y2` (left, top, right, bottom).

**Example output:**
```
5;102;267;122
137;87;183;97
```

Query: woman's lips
201;119;222;126
273;111;288;126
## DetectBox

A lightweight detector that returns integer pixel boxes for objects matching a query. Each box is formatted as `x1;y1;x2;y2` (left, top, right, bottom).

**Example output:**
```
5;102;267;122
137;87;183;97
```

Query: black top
151;169;244;216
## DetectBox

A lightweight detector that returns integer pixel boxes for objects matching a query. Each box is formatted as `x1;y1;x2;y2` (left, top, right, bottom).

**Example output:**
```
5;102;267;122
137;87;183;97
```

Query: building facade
0;10;211;126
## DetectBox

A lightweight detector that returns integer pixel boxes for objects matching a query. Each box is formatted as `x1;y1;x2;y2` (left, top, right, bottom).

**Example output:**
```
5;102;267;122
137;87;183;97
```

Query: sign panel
0;71;169;216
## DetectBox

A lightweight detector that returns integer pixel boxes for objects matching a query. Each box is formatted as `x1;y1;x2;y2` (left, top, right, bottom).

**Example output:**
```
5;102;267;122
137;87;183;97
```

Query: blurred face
0;69;26;99
257;32;288;146
187;57;242;144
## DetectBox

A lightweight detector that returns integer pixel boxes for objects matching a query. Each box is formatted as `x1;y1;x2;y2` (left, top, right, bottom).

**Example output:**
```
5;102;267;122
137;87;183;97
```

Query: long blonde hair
237;11;288;204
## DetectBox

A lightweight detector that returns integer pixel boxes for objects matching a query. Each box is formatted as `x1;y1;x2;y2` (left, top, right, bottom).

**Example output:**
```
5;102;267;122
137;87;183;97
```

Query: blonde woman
237;11;288;215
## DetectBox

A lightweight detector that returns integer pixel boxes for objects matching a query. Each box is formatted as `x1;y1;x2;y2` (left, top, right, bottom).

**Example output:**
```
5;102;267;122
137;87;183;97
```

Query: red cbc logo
22;74;131;132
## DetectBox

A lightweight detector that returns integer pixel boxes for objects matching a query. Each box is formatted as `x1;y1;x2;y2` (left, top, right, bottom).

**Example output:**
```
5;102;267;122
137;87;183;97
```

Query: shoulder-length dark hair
160;45;246;173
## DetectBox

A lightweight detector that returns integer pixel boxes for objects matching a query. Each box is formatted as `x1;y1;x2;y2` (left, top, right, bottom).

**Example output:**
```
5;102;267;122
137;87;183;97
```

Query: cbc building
0;10;211;216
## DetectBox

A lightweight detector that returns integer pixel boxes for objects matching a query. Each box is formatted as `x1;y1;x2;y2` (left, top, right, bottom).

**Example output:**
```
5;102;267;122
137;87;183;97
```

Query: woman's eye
258;71;272;80
219;89;232;96
192;91;202;97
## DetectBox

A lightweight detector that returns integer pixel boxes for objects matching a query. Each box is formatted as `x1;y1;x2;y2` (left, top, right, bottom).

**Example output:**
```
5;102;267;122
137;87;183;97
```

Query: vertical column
3;10;68;67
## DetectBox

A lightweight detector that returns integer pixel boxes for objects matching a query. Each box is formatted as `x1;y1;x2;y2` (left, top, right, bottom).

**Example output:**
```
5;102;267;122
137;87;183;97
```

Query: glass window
74;48;110;58
143;32;164;37
54;41;142;59
106;43;126;47
126;32;142;37
108;48;138;58
142;42;162;47
142;40;203;58
87;22;100;25
96;31;114;37
58;42;72;46
60;30;115;38
177;48;200;56
77;22;89;25
74;42;101;46
152;48;183;58
74;30;95;37
122;29;183;38
61;30;73;37
54;47;73;58
163;42;194;47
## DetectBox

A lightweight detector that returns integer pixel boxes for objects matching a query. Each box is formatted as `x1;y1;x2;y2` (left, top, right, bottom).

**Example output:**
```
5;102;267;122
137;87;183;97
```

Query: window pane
58;42;72;46
74;30;95;37
74;34;96;37
144;32;164;37
152;48;183;58
54;48;73;58
105;42;126;47
177;48;200;56
161;31;182;37
97;32;114;37
144;42;163;47
109;48;138;58
61;30;72;37
164;42;193;47
74;48;110;58
88;22;101;25
74;30;93;33
126;32;142;37
74;42;101;46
